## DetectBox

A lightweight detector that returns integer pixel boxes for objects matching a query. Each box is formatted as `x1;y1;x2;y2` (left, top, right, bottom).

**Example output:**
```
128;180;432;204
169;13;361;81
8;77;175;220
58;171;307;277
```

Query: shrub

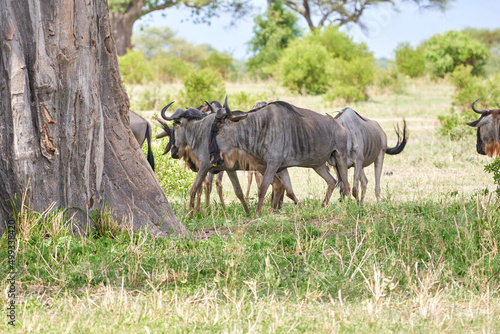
325;56;375;102
178;68;226;107
277;26;374;100
278;40;330;94
395;42;426;78
484;158;500;196
424;31;490;78
118;49;154;84
152;55;193;82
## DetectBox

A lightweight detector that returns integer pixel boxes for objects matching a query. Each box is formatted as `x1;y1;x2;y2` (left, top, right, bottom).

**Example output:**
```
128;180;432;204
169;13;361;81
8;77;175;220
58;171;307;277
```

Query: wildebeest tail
386;119;408;155
145;122;155;171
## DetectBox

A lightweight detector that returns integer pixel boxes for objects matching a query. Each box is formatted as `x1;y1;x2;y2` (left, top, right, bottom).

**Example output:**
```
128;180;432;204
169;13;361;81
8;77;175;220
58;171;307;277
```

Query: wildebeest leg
246;172;253;198
313;165;337;207
271;176;285;210
256;162;281;215
190;166;211;214
277;169;300;205
204;173;214;207
215;172;225;209
352;160;364;203
374;152;385;203
360;169;368;204
226;171;249;214
196;186;203;212
331;150;351;198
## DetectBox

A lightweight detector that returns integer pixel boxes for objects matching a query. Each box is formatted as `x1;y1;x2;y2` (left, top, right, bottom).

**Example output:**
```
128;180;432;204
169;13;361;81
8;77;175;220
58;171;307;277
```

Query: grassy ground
2;78;500;333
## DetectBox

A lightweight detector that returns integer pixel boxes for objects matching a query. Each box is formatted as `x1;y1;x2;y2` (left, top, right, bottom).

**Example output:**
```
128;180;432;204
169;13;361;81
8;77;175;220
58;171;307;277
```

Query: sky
136;0;500;60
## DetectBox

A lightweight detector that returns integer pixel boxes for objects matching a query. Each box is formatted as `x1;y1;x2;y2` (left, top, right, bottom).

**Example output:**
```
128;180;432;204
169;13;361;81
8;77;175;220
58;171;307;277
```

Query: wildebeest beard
170;127;179;159
476;128;486;155
209;119;225;166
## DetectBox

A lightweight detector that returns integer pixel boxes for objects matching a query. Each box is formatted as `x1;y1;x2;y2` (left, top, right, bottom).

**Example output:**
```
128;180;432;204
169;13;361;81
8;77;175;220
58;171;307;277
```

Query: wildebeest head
197;100;222;114
467;99;500;157
155;101;206;159
209;96;248;166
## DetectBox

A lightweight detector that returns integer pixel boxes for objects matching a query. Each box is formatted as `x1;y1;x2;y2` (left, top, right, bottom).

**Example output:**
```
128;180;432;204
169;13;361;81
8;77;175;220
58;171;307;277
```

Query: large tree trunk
0;0;186;237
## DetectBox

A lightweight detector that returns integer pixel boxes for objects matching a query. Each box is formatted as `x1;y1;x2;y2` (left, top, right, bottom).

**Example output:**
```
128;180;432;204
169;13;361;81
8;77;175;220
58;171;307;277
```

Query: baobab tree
0;0;185;237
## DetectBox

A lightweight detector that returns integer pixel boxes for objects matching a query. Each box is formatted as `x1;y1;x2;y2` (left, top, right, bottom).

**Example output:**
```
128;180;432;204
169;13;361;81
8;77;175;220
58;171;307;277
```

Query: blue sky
136;0;500;60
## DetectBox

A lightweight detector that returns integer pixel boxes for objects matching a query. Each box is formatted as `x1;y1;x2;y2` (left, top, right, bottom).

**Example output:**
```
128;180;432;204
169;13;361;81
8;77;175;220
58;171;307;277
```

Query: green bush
277;26;374;100
395;42;426;78
179;68;226;107
484;158;500;196
278;40;331;94
118;50;154;84
152;55;193;82
325;56;375;102
424;31;490;78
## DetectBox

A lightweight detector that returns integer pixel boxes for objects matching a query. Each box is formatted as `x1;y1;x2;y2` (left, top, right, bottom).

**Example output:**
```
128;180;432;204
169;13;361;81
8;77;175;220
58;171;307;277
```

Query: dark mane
184;114;209;121
245;100;304;116
335;107;369;122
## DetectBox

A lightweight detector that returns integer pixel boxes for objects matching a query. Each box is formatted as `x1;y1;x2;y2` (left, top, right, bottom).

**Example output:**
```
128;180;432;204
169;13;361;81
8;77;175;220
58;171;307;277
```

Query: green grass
2;78;500;333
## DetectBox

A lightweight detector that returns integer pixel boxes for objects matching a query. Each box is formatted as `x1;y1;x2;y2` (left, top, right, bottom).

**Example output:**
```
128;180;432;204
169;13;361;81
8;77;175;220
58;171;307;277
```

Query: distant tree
462;28;500;49
462;28;500;74
395;42;426;78
247;1;302;78
267;0;453;31
424;31;490;77
109;0;252;56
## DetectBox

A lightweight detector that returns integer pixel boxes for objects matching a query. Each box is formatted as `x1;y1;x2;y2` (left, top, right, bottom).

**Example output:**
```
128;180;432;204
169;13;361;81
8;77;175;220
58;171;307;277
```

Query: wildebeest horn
205;101;215;114
223;95;231;113
472;99;489;114
160;101;175;120
154;116;171;139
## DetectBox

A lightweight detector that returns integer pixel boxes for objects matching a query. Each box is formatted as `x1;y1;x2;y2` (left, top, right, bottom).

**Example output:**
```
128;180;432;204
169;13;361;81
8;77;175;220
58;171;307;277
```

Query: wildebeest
129;110;154;170
155;102;226;212
333;107;408;204
467;99;500;157
209;98;351;215
156;102;293;213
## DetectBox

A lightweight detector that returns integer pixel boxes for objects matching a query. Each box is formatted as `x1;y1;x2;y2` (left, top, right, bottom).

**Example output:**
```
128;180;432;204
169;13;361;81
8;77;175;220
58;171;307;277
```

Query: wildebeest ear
228;113;248;122
467;117;488;128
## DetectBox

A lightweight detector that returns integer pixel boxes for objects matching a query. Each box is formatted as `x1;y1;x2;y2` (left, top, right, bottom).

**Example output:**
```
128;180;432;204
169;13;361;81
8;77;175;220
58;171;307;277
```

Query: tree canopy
275;0;453;31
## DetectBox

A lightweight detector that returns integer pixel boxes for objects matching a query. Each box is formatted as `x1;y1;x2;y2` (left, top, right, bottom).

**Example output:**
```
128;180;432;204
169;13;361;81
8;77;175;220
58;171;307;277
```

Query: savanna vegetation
3;2;500;332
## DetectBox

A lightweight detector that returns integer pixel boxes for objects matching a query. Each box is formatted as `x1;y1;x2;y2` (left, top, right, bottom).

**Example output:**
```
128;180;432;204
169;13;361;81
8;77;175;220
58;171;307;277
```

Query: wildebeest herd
131;97;495;215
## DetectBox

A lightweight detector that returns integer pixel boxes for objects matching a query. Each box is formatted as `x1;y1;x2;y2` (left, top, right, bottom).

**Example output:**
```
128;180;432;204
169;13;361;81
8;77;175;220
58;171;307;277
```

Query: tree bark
0;0;186;237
